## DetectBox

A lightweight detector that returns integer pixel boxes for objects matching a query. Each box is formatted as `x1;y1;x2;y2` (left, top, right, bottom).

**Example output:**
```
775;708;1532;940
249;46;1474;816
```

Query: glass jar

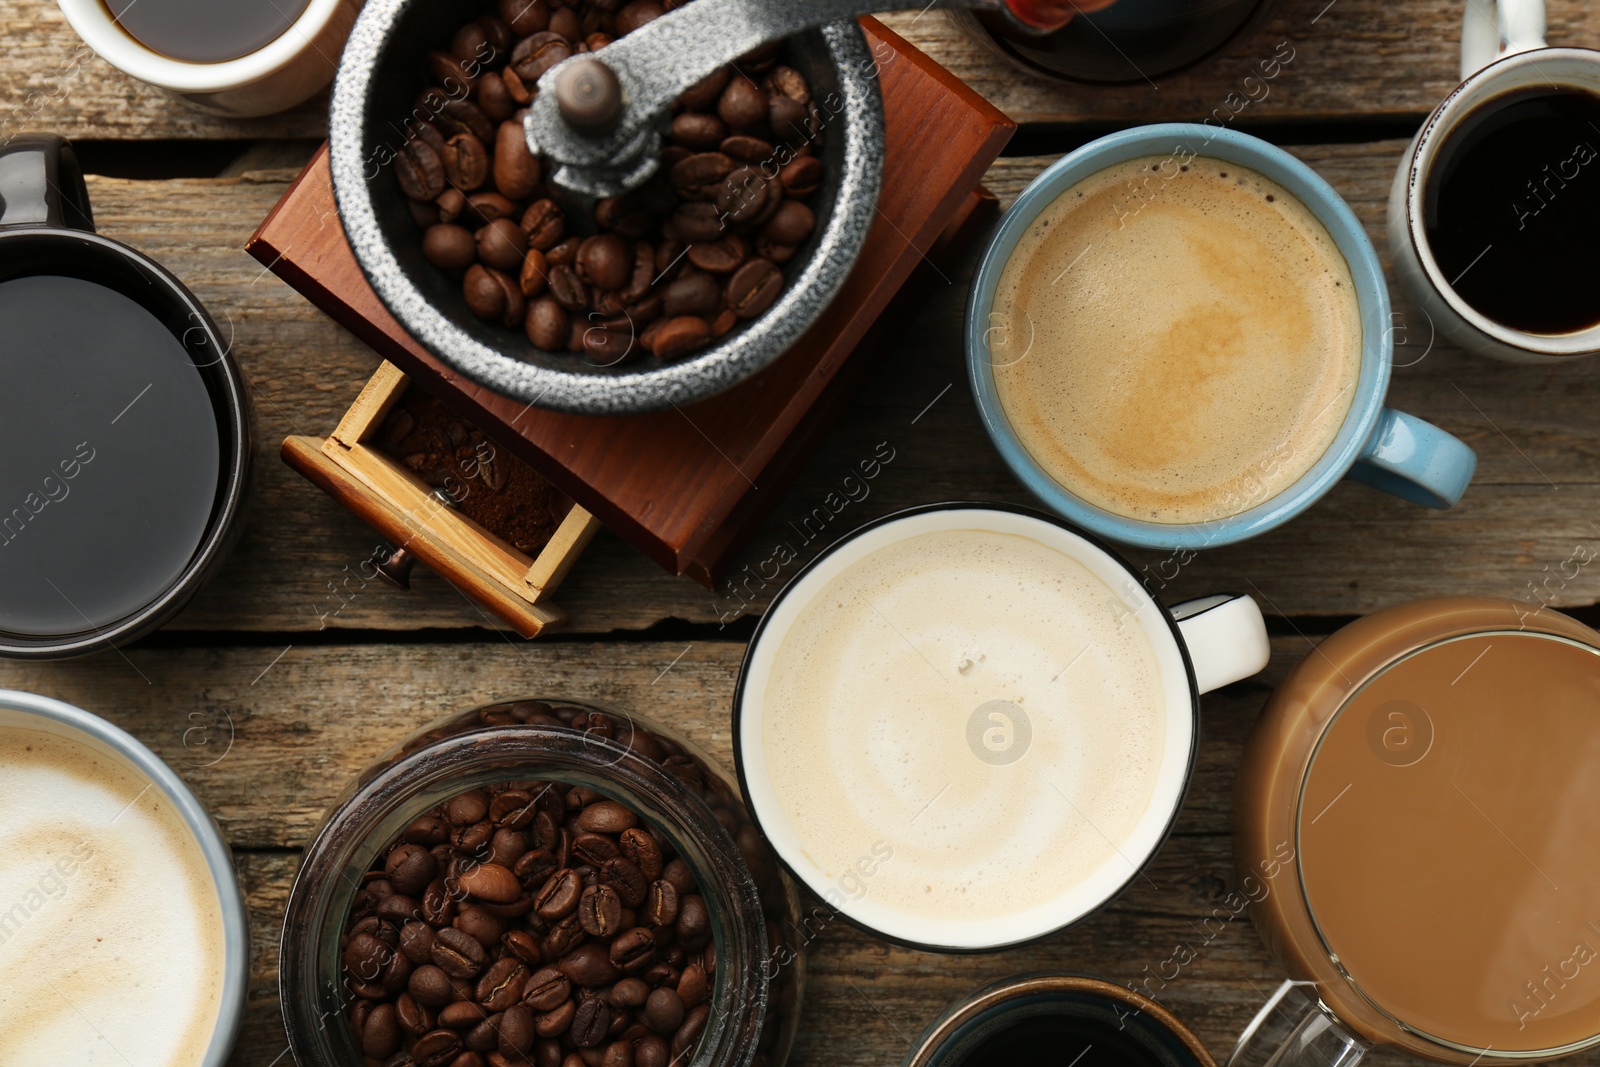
280;698;803;1067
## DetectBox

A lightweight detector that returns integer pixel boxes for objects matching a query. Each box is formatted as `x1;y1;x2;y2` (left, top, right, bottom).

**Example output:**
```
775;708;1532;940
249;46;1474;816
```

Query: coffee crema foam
990;155;1363;524
761;528;1166;924
0;726;226;1065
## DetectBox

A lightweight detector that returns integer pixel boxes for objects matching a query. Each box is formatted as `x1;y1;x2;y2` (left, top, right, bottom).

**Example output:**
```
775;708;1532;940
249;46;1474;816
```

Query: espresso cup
0;688;249;1065
733;502;1270;952
54;0;359;116
1387;0;1600;361
968;124;1477;552
1232;597;1600;1066
0;135;251;658
906;973;1217;1067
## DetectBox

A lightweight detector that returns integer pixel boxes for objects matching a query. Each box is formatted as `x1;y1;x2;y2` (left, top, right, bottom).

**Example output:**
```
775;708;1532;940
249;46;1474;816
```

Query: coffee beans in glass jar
394;0;825;366
341;779;718;1067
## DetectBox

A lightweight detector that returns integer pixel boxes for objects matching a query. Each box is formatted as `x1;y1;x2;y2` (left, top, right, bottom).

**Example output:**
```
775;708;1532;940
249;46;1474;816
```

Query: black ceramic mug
0;134;251;657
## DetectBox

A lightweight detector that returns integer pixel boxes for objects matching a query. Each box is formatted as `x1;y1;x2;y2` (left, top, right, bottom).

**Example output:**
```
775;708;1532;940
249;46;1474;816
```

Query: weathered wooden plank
8;640;1591;1067
879;0;1600;126
8;0;1598;141
67;142;1600;639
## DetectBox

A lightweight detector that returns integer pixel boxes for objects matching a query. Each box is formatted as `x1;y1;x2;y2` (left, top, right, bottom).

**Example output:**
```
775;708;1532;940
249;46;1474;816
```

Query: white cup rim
731;503;1200;952
1403;46;1600;358
0;688;248;1066
54;0;347;91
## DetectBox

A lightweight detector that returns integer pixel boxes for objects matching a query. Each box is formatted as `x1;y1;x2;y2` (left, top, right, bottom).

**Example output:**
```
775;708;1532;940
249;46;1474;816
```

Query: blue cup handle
1348;407;1477;509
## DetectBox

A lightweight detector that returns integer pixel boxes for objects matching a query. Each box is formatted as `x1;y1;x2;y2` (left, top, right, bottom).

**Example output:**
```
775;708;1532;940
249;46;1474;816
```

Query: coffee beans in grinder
396;0;825;367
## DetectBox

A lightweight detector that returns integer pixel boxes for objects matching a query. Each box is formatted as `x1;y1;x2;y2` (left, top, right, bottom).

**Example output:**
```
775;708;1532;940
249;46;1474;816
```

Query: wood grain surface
66;142;1600;637
7;0;1600;141
0;637;1486;1067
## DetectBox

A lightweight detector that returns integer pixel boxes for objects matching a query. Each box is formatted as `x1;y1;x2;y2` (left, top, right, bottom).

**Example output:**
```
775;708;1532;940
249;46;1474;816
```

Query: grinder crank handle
526;0;1072;197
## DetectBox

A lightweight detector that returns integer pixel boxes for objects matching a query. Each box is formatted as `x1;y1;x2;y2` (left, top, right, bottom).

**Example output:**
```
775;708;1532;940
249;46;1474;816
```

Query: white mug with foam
1387;0;1600;361
53;0;360;117
731;503;1270;952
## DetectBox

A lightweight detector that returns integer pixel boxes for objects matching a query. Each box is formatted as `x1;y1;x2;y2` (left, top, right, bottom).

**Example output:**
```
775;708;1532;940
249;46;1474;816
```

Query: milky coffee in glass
0;724;227;1064
989;155;1363;525
1236;598;1600;1061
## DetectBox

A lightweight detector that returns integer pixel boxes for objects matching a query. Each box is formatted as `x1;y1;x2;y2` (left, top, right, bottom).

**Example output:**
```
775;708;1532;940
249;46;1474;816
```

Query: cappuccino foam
990;155;1363;524
0;725;226;1065
760;528;1170;931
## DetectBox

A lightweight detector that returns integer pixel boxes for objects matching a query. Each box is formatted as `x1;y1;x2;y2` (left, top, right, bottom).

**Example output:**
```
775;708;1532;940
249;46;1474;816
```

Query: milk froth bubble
0;724;226;1065
989;155;1364;525
758;525;1180;941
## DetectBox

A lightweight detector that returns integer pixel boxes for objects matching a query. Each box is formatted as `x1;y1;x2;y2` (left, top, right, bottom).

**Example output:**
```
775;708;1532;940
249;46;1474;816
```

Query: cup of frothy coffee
968;124;1479;551
0;689;248;1065
732;503;1271;952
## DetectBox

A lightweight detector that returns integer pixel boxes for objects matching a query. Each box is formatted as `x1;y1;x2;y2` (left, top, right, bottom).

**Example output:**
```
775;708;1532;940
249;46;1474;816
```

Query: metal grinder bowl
330;0;883;415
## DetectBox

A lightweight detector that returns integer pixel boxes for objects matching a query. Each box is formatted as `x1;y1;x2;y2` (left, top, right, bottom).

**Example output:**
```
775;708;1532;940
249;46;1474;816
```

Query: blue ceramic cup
967;124;1478;552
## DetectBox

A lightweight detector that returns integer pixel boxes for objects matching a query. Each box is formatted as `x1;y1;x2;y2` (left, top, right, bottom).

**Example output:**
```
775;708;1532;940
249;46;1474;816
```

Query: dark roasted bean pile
342;774;716;1066
392;0;826;366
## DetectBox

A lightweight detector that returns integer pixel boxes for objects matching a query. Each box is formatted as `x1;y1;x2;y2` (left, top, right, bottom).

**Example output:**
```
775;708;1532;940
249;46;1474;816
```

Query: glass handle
0;133;94;231
1461;0;1547;79
1228;981;1368;1067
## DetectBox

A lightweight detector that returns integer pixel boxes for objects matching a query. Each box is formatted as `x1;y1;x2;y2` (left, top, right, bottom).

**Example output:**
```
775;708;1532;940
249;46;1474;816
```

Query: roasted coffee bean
547;7;581;39
499;0;549;35
578;883;623;937
520;199;566;250
714;165;772;225
397;140;447;201
466;1014;502;1052
525;297;570;350
459;862;523;904
779;155;822;197
669;152;733;195
576;235;631;291
601;1040;634;1067
583;327;636;365
440;1000;491;1028
670;112;725;151
571;998;612;1048
660;860;694;897
594;195;656;240
642;881;678;927
762;200;814;246
608;927;656;973
720;135;774;164
345;932;393;982
488;828;529;869
600;858;648;907
717;77;768;133
476;218;528;273
405;814;453;846
678;67;730;111
511;31;572;82
674;896;709;945
768;95;810;144
428;51;477;92
491;790;539;828
614;0;664;33
464;265;523;327
450;1053;487;1067
446;790;490;826
686;234;746;274
499;1004;538;1058
398;992;436;1037
410;964;457;1008
535;868;584;919
675;963;707;1009
377;893;422;924
671;1004;709;1059
450;21;489;62
756;236;798;264
536;998;577;1037
438;98;497;145
494;121;542;200
401;920;439;964
649;315;711;361
547;265;590;313
433;926;490;978
671;202;726;243
617;830;663;880
442;132;490;191
641;988;683;1035
364;1002;403;1059
572;832;620;866
542;913;584;959
516;248;550;301
415;1029;465;1067
725;257;783;319
501;929;543;967
454;819;495;855
436;187;468;224
424;224;478;270
477;69;515;122
576;801;638;834
464;190;520;228
387;843;441;896
561;941;622;987
634;1034;668;1067
477;957;531;1011
523;964;572;1011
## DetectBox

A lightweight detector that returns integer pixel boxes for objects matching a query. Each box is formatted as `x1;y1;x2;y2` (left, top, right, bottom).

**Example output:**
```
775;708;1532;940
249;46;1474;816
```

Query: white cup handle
1172;594;1271;695
1461;0;1547;79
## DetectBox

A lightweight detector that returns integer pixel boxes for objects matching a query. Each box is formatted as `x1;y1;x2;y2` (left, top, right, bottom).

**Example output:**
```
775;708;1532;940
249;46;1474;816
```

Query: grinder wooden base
248;17;1012;588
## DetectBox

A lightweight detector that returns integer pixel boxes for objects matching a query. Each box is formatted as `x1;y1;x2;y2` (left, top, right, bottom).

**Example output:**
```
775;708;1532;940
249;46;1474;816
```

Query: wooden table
6;1;1600;1064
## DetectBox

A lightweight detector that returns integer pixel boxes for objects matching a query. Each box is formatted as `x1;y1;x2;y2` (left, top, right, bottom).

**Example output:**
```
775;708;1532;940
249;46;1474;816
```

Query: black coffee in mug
954;1014;1174;1067
103;0;312;63
1423;86;1600;334
0;135;250;657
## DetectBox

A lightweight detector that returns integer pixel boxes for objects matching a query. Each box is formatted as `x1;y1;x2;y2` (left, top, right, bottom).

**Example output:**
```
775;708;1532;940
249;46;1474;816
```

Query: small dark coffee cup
0;135;251;658
906;974;1216;1067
